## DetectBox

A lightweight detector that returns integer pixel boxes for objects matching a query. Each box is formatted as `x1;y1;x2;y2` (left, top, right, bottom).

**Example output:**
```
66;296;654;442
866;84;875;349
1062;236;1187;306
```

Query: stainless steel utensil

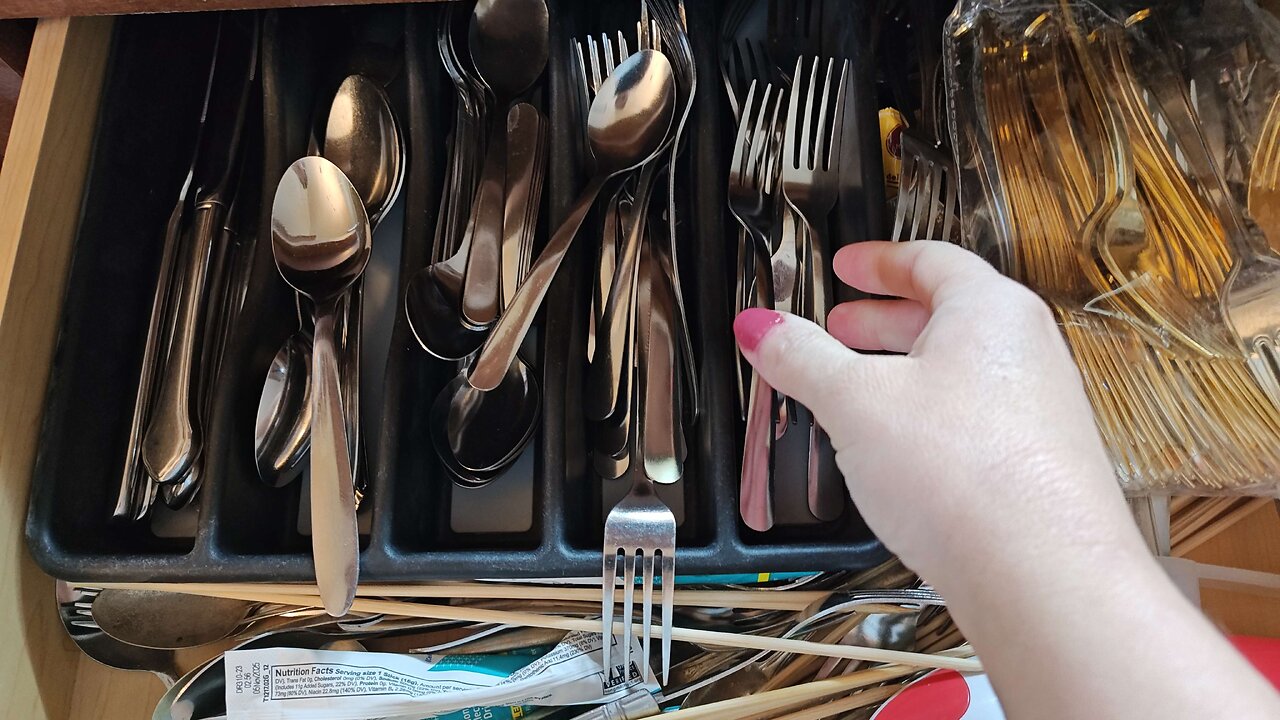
56;584;185;686
468;50;677;392
254;74;403;489
603;239;678;687
891;0;957;245
729;80;786;532
91;589;260;650
254;330;313;486
431;104;548;482
143;14;258;486
780;56;849;523
270;156;373;617
459;0;549;328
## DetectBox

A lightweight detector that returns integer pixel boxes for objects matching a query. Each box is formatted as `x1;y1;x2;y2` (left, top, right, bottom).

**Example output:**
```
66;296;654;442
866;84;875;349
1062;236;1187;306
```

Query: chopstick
86;584;982;672
90;581;830;611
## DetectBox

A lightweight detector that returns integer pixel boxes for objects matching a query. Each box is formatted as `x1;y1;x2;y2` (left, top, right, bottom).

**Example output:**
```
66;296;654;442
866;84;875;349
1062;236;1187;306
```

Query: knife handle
142;200;223;485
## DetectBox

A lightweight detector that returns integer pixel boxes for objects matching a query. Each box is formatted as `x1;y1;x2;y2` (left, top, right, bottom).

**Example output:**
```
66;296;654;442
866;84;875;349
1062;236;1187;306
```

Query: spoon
153;631;336;720
253;75;402;488
323;74;405;491
270;156;372;617
55;583;183;685
254;331;312;486
468;49;677;392
429;105;547;481
92;589;260;650
458;0;548;328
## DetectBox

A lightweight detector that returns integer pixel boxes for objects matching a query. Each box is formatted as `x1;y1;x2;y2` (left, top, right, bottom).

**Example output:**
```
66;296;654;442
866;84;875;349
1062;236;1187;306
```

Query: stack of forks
722;0;852;532
575;0;696;690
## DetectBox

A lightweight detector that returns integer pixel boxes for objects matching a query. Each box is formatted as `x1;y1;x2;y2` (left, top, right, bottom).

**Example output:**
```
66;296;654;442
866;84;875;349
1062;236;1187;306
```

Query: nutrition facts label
224;632;658;720
261;663;448;700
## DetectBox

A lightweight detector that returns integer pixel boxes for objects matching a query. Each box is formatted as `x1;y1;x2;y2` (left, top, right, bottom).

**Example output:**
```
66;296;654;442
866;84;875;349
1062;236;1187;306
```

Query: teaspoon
468;50;677;392
253;75;402;487
458;0;549;328
270;156;372;617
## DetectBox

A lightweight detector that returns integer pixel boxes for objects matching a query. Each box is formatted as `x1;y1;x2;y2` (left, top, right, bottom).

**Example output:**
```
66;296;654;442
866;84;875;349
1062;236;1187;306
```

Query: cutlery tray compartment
26;0;889;582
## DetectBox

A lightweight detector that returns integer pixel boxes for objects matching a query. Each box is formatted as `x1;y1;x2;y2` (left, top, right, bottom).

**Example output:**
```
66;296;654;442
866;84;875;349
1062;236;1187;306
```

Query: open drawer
4;9;1280;720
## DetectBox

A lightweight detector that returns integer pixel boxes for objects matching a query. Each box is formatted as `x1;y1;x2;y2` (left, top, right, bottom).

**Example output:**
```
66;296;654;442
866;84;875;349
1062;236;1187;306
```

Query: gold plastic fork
1249;94;1280;252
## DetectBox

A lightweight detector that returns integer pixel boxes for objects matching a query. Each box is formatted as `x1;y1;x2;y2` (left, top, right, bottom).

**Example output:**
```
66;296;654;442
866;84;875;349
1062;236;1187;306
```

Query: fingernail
734;308;785;352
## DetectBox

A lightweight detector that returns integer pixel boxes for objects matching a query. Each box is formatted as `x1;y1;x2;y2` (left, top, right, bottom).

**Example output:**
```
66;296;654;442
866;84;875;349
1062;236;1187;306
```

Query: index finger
833;241;999;309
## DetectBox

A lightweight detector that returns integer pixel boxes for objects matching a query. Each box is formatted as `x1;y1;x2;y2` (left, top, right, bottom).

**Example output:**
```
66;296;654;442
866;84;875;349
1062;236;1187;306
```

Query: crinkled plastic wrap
944;0;1280;494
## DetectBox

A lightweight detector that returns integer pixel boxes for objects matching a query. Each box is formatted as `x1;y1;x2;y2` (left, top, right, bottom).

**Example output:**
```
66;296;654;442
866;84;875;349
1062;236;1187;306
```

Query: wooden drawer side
0;16;114;720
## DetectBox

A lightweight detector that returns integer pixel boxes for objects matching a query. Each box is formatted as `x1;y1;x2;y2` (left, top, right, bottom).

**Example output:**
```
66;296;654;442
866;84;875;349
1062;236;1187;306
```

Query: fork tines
782;56;848;180
892;133;958;243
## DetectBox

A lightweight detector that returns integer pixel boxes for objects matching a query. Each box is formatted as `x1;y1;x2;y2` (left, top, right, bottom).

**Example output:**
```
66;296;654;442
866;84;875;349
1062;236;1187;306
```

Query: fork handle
740;261;775;532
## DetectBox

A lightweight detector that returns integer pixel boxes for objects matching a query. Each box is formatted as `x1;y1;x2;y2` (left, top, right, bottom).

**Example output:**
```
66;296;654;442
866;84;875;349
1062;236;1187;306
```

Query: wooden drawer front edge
0;16;113;720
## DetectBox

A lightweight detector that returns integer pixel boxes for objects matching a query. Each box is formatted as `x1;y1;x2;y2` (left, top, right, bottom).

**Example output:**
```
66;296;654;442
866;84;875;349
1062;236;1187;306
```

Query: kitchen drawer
4;10;1280;720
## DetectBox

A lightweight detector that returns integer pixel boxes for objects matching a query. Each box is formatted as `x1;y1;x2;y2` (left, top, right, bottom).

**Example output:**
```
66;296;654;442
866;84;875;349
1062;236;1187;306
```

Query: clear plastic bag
945;0;1280;494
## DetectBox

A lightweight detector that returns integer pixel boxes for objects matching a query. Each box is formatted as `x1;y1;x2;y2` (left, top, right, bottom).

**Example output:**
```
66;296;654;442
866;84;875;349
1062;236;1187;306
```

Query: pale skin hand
733;240;1280;719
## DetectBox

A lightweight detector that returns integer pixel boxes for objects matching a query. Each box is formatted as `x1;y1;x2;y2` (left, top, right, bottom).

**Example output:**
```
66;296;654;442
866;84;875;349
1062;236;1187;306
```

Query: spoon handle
311;298;359;617
460;123;508;328
586;162;658;421
469;174;609;391
142;201;224;485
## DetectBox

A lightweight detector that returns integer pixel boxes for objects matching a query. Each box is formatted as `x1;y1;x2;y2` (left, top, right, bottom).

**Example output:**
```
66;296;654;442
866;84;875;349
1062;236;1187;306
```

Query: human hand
734;240;1142;590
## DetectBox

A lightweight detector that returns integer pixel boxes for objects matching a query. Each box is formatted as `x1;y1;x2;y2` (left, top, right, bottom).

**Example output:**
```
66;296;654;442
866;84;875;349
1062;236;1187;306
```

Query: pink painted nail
734;308;785;352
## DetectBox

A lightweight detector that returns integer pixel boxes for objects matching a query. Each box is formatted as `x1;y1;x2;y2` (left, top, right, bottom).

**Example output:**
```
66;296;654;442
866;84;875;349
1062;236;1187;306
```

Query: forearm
934;509;1280;719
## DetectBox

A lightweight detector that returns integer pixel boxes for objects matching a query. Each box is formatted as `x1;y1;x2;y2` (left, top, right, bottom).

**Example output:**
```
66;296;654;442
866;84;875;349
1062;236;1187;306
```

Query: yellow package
879;107;908;195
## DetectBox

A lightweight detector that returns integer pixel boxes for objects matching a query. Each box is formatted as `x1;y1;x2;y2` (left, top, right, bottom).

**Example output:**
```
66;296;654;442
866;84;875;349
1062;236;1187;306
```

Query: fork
721;34;782;416
891;0;957;244
1111;20;1280;400
780;57;848;521
728;80;786;533
601;366;677;689
1248;94;1280;252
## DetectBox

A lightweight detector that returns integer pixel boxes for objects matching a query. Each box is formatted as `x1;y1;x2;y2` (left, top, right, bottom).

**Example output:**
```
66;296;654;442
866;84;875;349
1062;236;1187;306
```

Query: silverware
891;0;957;245
254;330;312;486
270;157;373;617
603;239;677;688
780;56;849;523
115;195;188;521
459;0;549;328
254;74;403;489
56;583;185;686
467;50;677;392
430;104;548;483
142;14;258;486
648;0;700;426
91;589;276;650
729;80;786;532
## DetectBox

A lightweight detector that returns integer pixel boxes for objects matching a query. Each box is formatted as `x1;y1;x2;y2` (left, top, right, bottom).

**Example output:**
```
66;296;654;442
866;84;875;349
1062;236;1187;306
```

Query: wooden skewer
85;585;983;672
89;581;829;611
766;684;905;720
658;666;914;720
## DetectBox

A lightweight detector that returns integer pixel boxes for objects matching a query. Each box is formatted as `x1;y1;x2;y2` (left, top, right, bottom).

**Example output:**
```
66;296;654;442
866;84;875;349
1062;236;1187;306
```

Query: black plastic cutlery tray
26;0;890;582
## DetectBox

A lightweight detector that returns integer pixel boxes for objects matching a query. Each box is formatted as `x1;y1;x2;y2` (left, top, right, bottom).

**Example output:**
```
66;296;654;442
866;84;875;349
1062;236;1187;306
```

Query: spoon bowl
430;360;540;477
92;589;256;650
254;331;312;486
271;158;371;300
406;259;489;360
324;75;403;225
468;0;549;101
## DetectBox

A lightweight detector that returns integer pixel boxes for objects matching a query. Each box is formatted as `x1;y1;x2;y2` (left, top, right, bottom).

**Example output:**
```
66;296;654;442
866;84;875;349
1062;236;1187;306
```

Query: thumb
734;308;880;438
